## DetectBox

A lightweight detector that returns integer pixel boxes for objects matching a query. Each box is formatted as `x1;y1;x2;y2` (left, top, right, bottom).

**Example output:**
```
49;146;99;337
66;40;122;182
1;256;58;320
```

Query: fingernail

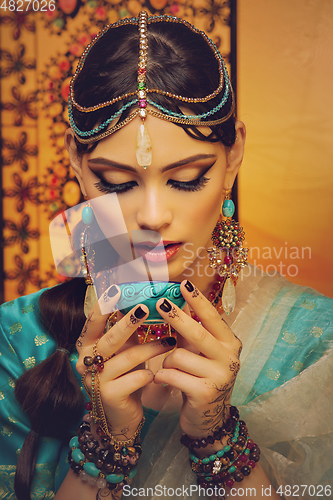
161;337;177;347
160;299;172;312
108;285;118;298
134;306;146;319
185;280;194;292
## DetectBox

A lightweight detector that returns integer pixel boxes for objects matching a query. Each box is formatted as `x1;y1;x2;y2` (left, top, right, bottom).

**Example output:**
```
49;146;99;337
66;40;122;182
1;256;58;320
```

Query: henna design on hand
229;360;240;376
76;312;94;348
168;306;179;319
201;382;234;432
129;313;140;325
192;288;199;298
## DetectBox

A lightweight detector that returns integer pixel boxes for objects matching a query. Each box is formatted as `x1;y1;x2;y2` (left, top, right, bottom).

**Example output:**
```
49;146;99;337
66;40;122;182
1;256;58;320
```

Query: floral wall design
0;0;233;302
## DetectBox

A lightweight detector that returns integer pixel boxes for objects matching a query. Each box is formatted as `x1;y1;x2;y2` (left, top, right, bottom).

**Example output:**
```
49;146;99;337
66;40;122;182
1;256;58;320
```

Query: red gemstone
247;460;255;468
240;454;248;462
247;439;254;448
209;291;215;300
97;363;104;371
138;68;146;74
85;402;92;411
213;282;220;291
234;225;239;229
155;328;162;336
234;459;243;469
224;255;232;265
226;478;234;487
193;315;201;323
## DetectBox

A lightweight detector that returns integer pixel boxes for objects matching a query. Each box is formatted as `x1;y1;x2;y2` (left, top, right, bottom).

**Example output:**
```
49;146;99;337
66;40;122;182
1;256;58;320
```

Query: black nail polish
108;285;118;298
134;306;146;319
165;336;177;346
185;280;194;292
160;299;172;312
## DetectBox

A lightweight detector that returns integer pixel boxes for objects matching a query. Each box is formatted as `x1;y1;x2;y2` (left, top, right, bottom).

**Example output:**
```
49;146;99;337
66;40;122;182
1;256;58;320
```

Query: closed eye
94;178;138;194
167;174;210;192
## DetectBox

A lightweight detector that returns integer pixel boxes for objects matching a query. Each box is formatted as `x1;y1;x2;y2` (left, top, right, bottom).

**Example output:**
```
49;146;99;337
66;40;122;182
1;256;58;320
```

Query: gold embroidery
8;415;18;424
2;300;14;307
0;391;4;401
1;425;13;437
8;378;15;389
8;343;15;354
22;303;35;313
23;356;36;369
42;437;54;443
16;448;21;457
70;352;79;363
300;299;316;310
266;368;280;380
282;331;297;344
9;322;22;335
311;326;323;338
292;361;303;372
0;463;56;499
35;334;49;346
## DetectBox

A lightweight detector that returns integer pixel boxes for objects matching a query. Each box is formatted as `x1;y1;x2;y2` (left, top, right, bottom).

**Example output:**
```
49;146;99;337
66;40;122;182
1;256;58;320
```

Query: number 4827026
0;0;55;11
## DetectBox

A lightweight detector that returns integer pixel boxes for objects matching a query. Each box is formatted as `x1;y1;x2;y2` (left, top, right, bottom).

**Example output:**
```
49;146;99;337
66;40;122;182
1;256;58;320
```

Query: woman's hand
154;279;242;439
75;284;176;437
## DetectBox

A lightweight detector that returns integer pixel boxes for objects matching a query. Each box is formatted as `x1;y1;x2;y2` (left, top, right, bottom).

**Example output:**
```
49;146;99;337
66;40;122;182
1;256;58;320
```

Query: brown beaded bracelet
180;405;240;449
68;413;143;492
189;420;261;490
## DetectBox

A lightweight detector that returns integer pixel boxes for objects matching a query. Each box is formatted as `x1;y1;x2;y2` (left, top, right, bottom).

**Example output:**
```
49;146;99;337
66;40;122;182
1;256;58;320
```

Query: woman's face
70;116;243;283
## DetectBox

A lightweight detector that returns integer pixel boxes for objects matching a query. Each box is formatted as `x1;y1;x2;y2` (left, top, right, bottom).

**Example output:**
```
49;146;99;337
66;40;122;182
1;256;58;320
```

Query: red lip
134;241;182;263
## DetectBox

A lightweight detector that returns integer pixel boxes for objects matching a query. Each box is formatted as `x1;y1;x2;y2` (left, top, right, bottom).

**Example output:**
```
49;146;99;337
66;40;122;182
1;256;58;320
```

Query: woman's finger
106;369;155;401
96;303;149;358
156;297;225;360
102;336;177;379
162;347;209;376
180;279;241;346
76;284;121;349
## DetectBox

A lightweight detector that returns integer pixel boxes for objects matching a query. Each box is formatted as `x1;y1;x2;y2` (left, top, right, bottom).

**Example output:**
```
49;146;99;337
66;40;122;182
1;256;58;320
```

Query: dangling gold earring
207;189;248;314
80;203;98;317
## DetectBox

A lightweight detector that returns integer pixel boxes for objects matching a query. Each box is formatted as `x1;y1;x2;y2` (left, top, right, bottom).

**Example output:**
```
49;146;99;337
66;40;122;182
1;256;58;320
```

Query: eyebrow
87;154;217;173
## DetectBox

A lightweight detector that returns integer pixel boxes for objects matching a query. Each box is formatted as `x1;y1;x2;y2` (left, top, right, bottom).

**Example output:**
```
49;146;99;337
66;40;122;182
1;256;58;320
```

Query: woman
0;11;332;500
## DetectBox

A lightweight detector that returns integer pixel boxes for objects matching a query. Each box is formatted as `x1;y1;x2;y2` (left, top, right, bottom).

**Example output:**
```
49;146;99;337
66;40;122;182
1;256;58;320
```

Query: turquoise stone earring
207;190;248;315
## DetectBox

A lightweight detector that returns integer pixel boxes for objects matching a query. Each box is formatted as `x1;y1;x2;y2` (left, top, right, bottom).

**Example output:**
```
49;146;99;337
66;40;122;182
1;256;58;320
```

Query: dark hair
72;19;236;153
14;279;86;500
14;18;236;499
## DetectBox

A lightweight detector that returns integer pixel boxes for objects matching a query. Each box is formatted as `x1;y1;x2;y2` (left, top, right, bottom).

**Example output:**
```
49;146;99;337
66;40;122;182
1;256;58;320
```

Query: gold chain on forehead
68;11;234;145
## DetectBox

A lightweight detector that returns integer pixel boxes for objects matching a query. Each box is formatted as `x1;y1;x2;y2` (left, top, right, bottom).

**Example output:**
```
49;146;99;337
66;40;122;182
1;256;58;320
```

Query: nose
136;189;172;230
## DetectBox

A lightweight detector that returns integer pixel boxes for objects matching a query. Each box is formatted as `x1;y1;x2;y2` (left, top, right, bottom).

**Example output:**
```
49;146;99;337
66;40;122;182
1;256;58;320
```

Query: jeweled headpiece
68;11;234;167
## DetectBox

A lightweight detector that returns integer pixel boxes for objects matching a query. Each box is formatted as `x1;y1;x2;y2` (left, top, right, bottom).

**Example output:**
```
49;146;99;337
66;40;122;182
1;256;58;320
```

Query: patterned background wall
0;0;233;302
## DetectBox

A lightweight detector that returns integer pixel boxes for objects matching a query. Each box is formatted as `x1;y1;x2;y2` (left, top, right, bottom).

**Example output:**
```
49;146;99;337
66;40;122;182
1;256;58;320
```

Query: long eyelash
168;175;210;192
94;178;137;194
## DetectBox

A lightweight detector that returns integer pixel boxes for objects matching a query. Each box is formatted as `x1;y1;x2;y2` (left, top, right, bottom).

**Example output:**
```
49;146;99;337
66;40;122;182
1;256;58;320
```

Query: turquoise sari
0;269;332;498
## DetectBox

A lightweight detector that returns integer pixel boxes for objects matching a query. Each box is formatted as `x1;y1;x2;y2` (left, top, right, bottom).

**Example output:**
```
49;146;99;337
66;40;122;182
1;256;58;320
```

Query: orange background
238;0;333;297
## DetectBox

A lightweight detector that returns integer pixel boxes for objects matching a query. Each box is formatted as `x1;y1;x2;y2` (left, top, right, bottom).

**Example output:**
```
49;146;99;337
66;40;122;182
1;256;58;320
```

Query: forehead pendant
135;11;152;169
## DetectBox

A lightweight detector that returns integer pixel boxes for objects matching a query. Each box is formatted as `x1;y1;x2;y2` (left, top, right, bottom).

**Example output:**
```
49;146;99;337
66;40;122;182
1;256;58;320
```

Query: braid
14;278;87;500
